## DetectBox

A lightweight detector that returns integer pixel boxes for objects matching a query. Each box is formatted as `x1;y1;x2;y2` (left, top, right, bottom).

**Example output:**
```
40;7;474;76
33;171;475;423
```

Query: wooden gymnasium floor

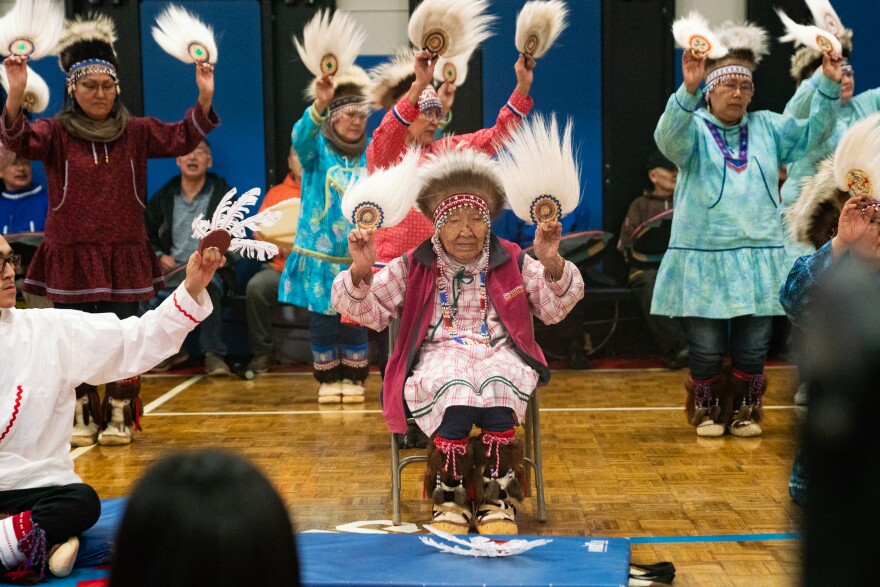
72;366;804;587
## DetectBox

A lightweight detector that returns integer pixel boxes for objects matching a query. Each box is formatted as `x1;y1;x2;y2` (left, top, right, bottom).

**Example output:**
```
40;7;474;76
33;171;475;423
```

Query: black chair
625;208;673;270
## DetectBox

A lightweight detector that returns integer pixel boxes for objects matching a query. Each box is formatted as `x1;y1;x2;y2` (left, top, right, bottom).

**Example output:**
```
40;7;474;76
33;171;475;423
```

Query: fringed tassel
7;524;47;581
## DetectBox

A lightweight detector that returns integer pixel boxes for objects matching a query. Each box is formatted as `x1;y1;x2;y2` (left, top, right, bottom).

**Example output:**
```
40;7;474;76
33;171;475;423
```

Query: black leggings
0;484;101;546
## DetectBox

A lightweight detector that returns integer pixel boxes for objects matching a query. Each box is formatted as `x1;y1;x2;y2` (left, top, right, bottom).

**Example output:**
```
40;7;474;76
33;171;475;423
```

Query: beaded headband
418;86;442;113
705;64;752;90
67;59;119;95
329;95;368;121
433;193;491;229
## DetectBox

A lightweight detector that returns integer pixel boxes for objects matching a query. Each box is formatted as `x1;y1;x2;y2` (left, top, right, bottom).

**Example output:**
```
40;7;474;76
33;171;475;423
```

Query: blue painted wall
140;0;265;202
481;0;602;230
835;1;880;93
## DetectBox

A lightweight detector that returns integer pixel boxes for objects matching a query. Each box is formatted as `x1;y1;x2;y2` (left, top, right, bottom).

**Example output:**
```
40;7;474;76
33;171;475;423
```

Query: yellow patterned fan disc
816;35;833;54
353;202;384;229
321;53;339;75
9;38;34;57
188;42;210;63
524;34;540;55
423;29;449;56
689;35;711;57
530;196;561;223
846;169;873;197
442;62;457;83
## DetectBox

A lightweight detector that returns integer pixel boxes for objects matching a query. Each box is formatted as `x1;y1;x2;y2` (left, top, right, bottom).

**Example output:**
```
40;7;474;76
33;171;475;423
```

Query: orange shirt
258;174;301;272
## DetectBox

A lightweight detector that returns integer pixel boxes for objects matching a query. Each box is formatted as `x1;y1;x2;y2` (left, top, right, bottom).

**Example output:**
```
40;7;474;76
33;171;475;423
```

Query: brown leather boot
98;376;142;446
727;369;767;437
473;430;524;535
684;373;728;437
425;436;473;534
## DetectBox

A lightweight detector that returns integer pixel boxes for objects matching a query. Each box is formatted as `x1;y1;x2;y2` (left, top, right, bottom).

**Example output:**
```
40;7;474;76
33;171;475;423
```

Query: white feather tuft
434;52;470;86
408;0;495;58
191;187;281;261
832;113;880;196
515;0;569;59
151;3;218;64
0;0;63;61
0;64;49;113
496;113;581;225
672;12;727;59
805;0;846;38
57;13;116;53
777;9;841;56
293;10;366;79
367;47;417;110
342;147;422;229
304;64;370;101
715;21;769;64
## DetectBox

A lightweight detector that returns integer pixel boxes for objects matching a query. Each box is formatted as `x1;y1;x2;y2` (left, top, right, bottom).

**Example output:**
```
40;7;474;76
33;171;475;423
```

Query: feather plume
293;10;366;80
833;113;880;196
806;0;845;38
672;12;727;59
777;9;841;56
191;187;281;261
0;0;63;60
0;63;49;113
304;64;370;102
784;157;847;248
151;3;218;64
408;0;495;58
434;52;470;86
495;113;581;225
416;145;505;219
367;47;417;110
57;13;116;53
342;147;422;229
715;21;769;64
515;0;569;58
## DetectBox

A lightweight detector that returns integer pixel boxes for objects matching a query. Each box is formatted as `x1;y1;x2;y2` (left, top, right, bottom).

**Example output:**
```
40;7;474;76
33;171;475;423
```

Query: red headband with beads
432;194;491;229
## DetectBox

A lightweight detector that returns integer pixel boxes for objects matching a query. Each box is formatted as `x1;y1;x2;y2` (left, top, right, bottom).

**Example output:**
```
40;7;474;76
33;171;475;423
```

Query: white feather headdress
434;52;470;86
496;113;581;224
342;147;422;230
714;21;770;66
806;0;846;38
408;0;495;58
293;10;366;79
671;12;727;59
416;146;505;219
0;0;63;61
0;63;48;113
191;188;281;261
57;13;117;53
367;47;417;110
777;9;841;56
515;0;569;58
151;4;218;64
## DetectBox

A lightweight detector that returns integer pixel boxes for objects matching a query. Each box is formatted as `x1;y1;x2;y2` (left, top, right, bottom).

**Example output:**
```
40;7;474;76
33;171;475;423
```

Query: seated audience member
617;151;688;369
109;449;300;587
246;147;302;374
492;205;591;369
0;147;50;308
144;140;234;376
0;235;222;583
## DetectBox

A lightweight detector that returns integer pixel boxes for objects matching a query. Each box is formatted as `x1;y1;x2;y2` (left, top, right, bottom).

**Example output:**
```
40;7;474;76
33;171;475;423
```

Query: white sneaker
317;381;343;404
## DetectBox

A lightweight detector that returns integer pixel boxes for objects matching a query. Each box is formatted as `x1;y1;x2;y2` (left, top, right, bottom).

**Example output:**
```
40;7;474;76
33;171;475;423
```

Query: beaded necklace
432;234;491;346
704;118;749;173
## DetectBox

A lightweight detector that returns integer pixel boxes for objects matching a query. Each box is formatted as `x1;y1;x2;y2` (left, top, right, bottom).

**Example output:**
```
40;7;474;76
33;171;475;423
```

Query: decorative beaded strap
704;119;749;173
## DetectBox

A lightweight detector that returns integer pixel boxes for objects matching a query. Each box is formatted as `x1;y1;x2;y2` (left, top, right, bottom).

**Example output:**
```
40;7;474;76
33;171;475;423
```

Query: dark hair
109;449;300;587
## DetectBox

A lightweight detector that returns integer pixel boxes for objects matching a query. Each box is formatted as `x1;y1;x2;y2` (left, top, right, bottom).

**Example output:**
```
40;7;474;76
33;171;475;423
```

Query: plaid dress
333;245;583;436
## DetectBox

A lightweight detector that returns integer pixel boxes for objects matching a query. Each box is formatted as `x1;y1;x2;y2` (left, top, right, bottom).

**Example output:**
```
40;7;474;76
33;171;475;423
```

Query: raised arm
654;51;705;168
523;221;585;324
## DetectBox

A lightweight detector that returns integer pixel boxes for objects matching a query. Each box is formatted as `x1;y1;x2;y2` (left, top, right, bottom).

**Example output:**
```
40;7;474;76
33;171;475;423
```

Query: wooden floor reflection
74;366;803;586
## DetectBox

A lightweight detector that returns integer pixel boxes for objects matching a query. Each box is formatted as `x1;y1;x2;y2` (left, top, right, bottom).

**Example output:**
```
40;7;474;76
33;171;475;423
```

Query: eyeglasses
77;81;117;94
420;110;443;124
0;254;22;273
716;80;755;94
842;66;854;78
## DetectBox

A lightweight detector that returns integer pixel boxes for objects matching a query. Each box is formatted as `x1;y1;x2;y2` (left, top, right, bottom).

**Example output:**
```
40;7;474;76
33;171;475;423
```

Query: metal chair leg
391;433;402;525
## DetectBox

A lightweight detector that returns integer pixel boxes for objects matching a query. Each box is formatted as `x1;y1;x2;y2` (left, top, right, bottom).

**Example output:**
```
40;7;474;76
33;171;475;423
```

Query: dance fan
0;0;63;60
777;8;841;56
294;9;366;79
408;0;495;59
368;47;417;110
785;113;880;248
0;63;48;113
191;187;282;260
434;52;470;86
151;3;218;64
342;147;421;230
672;12;727;59
514;0;569;58
496;113;581;224
806;0;846;39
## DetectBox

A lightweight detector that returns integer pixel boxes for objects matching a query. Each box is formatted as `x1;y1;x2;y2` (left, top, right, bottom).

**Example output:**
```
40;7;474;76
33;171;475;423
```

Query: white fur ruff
515;0;569;59
418;145;501;197
434;52;470;86
495;113;581;224
408;0;495;58
672;12;727;59
57;13;116;53
0;0;63;60
191;187;281;261
783;157;841;246
715;21;769;64
367;47;417;109
342;147;422;229
833;113;880;194
777;9;841;55
293;9;366;79
0;63;48;113
806;0;846;37
151;3;218;64
304;64;370;102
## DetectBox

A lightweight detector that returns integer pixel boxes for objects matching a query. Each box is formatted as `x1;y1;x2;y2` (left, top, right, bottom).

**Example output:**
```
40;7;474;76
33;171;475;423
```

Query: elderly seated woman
331;150;584;534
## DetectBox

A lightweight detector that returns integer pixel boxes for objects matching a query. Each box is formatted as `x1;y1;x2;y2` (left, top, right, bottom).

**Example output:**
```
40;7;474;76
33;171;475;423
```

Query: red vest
382;236;550;433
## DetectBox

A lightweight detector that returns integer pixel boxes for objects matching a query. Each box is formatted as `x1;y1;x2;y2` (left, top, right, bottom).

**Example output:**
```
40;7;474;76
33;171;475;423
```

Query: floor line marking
629;532;800;544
